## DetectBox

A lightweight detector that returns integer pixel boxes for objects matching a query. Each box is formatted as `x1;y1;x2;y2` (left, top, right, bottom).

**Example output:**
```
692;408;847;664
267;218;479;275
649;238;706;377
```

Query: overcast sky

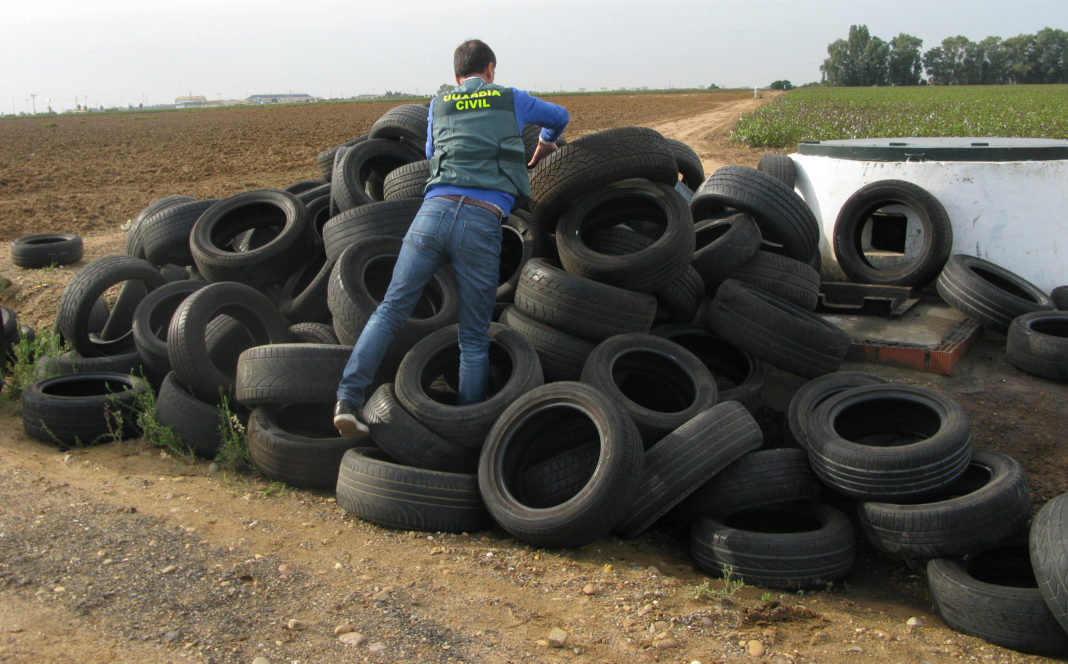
3;0;1065;113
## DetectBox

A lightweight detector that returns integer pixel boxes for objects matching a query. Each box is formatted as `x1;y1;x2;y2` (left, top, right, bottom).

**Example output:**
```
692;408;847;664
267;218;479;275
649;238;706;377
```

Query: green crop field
731;84;1068;148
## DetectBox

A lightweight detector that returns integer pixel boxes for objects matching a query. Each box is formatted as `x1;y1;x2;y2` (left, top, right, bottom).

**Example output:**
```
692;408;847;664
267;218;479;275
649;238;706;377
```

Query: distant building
247;94;316;105
175;95;207;108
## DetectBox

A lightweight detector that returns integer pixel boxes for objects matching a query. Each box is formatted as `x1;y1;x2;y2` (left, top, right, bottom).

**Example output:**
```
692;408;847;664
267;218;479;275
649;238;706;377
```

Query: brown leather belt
437;194;504;220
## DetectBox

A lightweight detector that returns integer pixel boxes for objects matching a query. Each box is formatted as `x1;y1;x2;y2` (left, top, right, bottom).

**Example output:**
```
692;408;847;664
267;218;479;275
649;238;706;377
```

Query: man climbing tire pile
333;38;569;437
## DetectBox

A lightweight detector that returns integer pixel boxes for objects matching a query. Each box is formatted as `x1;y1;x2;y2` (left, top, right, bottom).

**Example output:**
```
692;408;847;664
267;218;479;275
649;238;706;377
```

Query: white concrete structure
791;138;1068;293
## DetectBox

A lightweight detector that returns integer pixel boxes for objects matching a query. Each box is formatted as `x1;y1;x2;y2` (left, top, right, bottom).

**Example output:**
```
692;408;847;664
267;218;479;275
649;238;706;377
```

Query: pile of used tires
781;371;1068;656
8;102;1068;658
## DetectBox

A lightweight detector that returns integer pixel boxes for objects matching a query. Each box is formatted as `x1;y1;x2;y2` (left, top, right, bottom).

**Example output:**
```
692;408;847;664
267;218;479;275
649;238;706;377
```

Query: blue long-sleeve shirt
425;79;569;216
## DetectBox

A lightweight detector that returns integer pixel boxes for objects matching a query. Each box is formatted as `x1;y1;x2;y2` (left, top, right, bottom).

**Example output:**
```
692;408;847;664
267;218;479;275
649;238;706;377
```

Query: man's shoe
334;400;369;438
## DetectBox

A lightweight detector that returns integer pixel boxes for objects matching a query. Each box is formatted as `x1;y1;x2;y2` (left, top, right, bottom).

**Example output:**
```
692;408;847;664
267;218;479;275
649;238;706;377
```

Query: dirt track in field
0;92;1065;664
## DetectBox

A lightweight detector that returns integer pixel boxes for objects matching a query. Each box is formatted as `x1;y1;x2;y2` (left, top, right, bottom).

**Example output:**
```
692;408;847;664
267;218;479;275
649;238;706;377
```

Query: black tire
247;404;366;490
10;232;84;268
287;322;339;344
304;193;333;240
690;501;855;589
498;210;549;303
326;235;459;348
382;159;430;201
615;401;762;538
528;127;678;231
673;448;822;523
55;255;167;357
297;183;333;206
580;332;719;444
666;138;705;190
139;199;218;267
1052;285;1068;311
519;442;600;509
167;281;292;404
579;225;704;322
203;315;255;372
651;323;767;414
935;254;1055;334
362;383;478;473
478;381;645;548
132;280;206;378
690;165;818;263
317;136;367;181
1030;492;1068;636
235;343;351;408
33;350;147;382
1006;310;1068;382
804;384;973;501
928;543;1068;658
513;258;657;342
691;213;763;294
153;371;225;458
368;103;429;145
97;279;148;345
555;180;695;293
191;189;317;289
704;279;851;378
331;138;424;212
1;305;18;362
283;179;327;195
57;294;106;348
786;370;890;449
336;447;492;533
674;181;693;204
276;252;333;324
126;195;196;258
858;449;1031;558
756;153;797;189
21;372;146;447
653;264;706;324
393;323;544;449
159;264;193;282
833;180;953;287
497;305;596;382
321;199;421;261
728;250;821;310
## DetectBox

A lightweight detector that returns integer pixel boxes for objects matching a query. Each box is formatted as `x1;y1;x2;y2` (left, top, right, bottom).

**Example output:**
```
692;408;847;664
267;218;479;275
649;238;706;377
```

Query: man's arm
514;89;569;167
514;89;569;144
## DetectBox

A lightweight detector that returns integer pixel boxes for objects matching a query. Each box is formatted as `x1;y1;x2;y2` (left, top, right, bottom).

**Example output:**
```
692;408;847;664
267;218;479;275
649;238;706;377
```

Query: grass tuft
214;393;249;472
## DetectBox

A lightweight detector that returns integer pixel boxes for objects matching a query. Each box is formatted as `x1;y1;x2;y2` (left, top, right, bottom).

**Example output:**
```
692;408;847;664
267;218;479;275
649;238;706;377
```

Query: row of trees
820;26;1068;86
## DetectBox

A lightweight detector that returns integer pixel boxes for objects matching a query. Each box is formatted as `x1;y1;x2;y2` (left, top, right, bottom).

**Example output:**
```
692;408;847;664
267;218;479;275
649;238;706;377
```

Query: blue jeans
337;196;502;408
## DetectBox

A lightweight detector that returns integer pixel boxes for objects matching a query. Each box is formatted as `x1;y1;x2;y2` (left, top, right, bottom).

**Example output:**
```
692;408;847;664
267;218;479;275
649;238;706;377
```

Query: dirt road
1;93;1065;664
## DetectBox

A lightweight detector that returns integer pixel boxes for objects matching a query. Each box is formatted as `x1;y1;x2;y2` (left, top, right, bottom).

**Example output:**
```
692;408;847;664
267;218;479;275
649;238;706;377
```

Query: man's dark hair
454;39;496;78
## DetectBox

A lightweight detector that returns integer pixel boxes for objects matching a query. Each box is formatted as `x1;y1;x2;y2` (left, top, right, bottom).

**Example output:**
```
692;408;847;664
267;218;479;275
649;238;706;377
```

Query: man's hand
527;139;559;167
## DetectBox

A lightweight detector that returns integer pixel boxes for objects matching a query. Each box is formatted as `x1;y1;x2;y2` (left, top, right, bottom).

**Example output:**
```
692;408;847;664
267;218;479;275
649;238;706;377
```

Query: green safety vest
426;79;529;205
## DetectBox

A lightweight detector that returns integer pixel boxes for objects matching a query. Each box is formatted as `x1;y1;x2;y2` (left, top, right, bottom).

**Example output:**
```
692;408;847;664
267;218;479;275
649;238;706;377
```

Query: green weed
1;328;69;408
720;564;745;597
214;393;249;472
691;564;746;601
691;580;714;601
119;378;194;460
262;481;287;498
